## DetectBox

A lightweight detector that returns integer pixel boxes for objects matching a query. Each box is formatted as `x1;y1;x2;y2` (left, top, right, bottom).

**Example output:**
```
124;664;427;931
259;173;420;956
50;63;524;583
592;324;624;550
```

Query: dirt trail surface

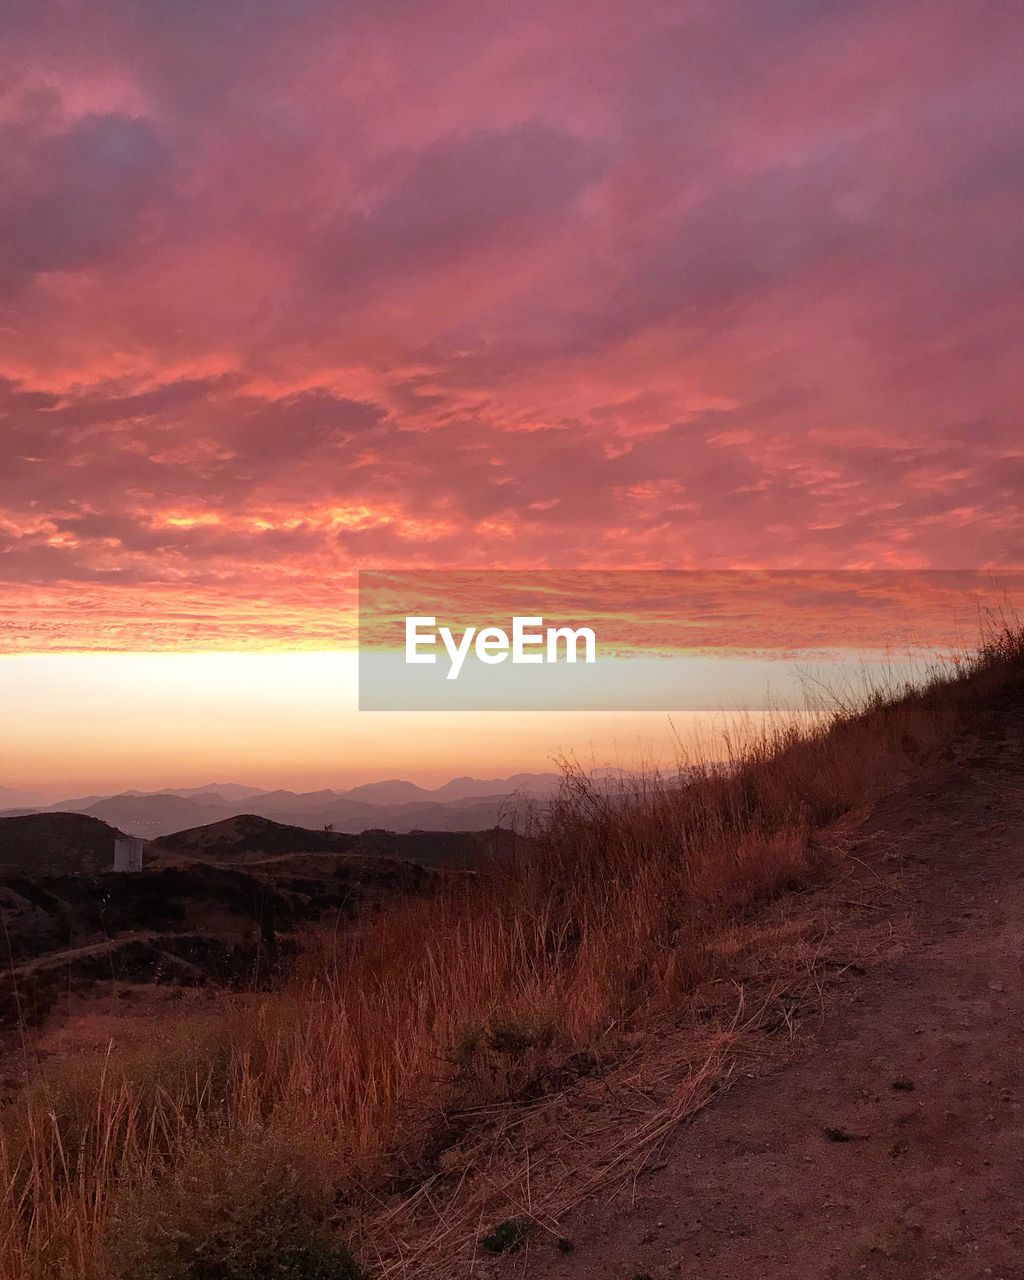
7;930;174;978
523;689;1024;1280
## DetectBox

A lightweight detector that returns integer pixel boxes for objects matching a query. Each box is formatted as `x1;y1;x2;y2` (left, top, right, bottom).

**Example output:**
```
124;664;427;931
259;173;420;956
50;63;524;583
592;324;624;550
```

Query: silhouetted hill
150;814;358;861
150;814;521;871
86;792;250;836
155;782;266;801
0;812;124;875
432;772;562;799
344;779;435;804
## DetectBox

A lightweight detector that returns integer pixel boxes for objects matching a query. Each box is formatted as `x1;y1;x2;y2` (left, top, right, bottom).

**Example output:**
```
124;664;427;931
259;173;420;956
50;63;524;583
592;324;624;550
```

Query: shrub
111;1138;362;1280
480;1217;531;1254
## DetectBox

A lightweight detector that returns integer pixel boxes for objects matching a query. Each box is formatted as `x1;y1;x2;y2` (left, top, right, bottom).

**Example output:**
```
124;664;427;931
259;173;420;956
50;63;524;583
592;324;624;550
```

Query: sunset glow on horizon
2;1;1022;788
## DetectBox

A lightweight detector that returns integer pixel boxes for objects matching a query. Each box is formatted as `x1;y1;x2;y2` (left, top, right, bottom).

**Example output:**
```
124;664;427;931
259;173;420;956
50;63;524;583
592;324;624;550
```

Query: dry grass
2;629;1022;1279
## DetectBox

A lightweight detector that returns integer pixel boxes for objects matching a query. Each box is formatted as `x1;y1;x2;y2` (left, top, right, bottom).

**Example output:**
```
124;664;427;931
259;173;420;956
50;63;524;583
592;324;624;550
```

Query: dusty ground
516;688;1024;1280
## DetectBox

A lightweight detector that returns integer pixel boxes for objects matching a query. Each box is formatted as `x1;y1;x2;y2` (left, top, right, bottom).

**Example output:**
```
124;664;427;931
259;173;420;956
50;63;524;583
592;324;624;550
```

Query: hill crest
0;812;124;875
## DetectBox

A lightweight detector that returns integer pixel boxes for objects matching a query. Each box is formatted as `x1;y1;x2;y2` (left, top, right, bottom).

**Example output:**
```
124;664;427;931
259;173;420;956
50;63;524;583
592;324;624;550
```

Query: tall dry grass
2;629;1022;1279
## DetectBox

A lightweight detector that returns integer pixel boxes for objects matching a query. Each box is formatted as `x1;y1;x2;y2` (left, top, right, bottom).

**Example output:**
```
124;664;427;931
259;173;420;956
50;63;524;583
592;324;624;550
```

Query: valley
0;809;517;1075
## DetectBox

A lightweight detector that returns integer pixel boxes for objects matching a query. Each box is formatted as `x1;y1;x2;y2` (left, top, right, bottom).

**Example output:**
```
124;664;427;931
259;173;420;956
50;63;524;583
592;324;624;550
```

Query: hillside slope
149;814;518;869
0;851;443;1035
0;812;123;874
149;813;358;860
523;682;1024;1280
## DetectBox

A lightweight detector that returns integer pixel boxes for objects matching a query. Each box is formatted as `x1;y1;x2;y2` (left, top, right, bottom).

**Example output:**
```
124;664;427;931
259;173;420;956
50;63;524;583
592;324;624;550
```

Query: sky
1;0;1022;792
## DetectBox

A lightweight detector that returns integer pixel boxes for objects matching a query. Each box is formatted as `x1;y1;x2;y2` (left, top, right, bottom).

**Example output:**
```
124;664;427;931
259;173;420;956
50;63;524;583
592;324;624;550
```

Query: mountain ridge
0;772;564;838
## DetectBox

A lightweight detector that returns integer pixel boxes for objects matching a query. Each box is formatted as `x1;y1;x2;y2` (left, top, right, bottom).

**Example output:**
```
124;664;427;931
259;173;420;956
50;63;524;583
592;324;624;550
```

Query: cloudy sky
1;0;1022;789
2;0;1022;652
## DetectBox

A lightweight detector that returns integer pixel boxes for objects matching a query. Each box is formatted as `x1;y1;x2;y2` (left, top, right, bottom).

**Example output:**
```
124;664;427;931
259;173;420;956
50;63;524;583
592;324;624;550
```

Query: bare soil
517;688;1024;1280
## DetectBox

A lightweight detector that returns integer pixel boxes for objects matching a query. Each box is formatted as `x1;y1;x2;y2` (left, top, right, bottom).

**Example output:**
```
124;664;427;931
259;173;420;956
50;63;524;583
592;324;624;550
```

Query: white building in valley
113;835;145;873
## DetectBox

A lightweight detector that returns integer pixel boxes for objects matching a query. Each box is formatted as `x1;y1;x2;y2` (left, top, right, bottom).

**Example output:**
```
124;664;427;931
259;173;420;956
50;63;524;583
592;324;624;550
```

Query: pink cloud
0;0;1022;649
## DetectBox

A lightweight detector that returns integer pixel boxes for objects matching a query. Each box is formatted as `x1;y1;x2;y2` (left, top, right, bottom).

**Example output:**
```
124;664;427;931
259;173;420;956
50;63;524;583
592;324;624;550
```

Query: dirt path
7;931;161;978
522;689;1024;1280
6;929;212;979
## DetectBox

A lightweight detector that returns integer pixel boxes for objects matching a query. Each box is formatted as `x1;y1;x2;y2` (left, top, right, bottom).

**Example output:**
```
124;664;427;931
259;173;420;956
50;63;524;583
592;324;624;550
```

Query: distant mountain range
0;785;49;809
0;773;567;838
